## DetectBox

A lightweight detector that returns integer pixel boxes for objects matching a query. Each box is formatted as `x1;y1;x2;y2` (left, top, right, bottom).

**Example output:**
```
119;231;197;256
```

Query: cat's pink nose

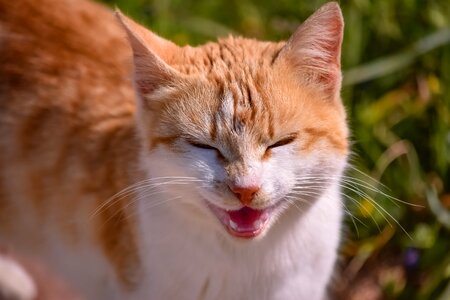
229;184;260;206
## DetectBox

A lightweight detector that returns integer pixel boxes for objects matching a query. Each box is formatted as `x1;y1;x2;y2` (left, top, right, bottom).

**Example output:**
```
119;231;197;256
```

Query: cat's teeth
229;220;239;231
254;220;262;229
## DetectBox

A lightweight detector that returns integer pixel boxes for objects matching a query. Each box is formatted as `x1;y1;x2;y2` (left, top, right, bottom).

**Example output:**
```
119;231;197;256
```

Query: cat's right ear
274;2;344;100
115;11;182;105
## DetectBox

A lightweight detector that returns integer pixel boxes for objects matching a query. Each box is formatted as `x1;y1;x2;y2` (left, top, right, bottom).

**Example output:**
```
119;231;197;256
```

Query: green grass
98;0;450;297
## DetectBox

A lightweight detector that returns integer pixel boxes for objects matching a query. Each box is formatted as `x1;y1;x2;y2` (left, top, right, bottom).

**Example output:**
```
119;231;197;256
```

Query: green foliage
98;0;450;297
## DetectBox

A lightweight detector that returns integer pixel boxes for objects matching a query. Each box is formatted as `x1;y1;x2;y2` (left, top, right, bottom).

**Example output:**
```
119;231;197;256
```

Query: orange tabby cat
0;0;348;299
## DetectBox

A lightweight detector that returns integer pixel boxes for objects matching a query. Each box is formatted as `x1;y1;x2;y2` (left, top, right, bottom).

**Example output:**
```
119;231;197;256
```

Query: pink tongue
228;207;264;228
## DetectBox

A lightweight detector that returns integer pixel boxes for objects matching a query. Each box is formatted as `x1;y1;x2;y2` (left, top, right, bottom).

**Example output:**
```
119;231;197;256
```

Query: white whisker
91;177;204;218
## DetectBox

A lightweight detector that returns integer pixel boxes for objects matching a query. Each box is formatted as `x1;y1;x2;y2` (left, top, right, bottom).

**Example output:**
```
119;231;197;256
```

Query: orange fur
0;0;140;288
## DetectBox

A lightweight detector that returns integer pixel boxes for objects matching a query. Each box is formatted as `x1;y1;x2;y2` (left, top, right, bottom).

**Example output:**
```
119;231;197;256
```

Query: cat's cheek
260;152;297;204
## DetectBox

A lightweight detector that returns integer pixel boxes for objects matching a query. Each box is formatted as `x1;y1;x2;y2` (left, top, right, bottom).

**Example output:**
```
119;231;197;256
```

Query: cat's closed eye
189;141;226;160
267;135;297;150
189;141;217;151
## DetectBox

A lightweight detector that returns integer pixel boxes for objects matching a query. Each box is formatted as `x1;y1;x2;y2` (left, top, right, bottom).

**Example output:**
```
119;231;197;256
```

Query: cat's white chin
207;202;279;239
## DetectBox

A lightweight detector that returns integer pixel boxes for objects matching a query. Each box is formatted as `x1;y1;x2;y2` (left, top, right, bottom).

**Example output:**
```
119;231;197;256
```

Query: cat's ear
277;2;344;99
115;11;182;103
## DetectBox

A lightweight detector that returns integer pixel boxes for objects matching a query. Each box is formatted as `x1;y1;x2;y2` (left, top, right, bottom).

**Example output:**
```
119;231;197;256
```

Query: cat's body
0;1;139;298
0;0;348;299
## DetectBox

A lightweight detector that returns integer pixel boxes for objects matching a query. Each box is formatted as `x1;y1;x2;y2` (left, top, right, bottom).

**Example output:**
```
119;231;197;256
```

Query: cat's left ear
115;11;184;106
276;2;344;99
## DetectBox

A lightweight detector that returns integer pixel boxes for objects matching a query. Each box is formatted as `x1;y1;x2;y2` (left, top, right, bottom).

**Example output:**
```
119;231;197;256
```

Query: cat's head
117;2;348;239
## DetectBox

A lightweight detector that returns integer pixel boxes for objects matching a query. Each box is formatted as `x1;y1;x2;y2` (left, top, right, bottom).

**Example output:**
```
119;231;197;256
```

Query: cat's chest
135;242;294;300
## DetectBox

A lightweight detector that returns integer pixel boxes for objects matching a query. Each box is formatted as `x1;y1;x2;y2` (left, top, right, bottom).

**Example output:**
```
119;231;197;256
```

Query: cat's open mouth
208;204;275;238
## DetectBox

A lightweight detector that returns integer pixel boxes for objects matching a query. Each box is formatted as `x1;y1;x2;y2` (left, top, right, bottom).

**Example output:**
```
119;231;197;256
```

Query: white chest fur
132;184;342;300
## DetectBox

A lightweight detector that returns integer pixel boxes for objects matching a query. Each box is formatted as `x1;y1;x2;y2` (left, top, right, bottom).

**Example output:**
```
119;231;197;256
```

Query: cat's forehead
160;38;319;140
170;37;285;77
153;36;346;155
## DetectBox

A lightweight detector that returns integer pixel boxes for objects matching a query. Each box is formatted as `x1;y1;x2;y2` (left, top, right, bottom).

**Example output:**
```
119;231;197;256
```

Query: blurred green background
98;0;450;298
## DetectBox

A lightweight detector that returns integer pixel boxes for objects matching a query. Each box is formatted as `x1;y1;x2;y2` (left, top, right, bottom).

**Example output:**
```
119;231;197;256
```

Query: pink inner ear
321;18;344;66
116;11;181;97
132;52;176;96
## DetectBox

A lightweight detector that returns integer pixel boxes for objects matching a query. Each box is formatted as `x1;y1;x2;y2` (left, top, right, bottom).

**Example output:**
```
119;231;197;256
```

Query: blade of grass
343;28;450;86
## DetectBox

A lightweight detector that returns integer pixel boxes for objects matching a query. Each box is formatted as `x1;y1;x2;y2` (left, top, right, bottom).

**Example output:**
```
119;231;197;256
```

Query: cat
0;0;348;299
